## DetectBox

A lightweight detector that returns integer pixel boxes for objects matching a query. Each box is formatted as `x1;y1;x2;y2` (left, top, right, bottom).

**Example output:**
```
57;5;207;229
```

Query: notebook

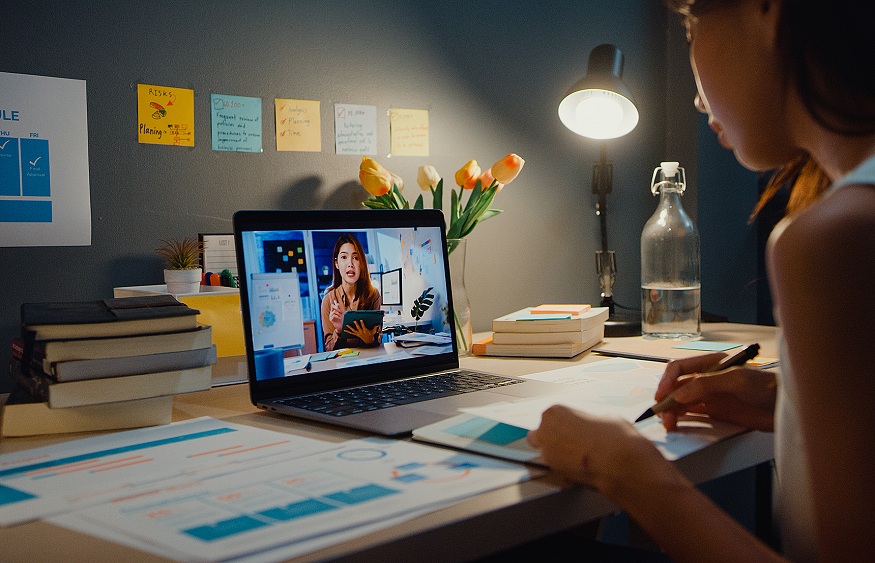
233;209;565;435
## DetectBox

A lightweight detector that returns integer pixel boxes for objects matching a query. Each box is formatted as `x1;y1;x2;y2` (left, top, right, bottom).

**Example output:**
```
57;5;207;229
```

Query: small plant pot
164;268;202;295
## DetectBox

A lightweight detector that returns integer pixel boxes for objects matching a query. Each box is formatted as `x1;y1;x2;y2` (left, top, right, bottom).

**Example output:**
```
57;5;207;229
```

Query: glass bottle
640;162;701;339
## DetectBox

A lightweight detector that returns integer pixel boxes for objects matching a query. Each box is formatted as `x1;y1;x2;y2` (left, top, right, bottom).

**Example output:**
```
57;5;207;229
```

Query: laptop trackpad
414;389;539;416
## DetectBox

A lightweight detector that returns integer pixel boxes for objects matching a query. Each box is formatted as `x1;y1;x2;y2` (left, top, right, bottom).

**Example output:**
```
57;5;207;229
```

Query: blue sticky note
211;94;263;153
672;341;741;352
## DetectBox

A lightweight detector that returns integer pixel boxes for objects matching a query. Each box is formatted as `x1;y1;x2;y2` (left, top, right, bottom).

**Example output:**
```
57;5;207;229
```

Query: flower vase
448;238;472;356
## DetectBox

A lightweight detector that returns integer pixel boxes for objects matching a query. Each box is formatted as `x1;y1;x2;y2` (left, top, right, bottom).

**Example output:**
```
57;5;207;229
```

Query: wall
5;2;762;392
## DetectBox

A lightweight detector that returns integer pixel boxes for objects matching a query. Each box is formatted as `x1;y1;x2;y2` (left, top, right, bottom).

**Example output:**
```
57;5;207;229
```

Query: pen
634;343;761;423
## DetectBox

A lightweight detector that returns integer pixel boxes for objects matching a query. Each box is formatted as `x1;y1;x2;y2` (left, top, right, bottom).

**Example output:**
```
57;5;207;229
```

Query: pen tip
634;409;654;423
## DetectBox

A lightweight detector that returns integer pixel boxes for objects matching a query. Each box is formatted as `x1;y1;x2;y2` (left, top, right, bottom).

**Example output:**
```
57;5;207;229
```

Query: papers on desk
0;417;537;561
414;358;745;463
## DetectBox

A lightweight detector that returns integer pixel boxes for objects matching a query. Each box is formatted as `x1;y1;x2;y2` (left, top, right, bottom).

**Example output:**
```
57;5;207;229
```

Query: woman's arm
528;406;785;562
320;291;341;351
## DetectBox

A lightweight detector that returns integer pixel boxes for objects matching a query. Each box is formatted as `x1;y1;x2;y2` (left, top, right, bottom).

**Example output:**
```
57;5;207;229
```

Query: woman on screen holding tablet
321;233;382;351
527;0;874;561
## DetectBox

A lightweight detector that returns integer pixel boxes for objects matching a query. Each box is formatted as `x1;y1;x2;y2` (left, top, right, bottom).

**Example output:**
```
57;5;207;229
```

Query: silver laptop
233;209;564;435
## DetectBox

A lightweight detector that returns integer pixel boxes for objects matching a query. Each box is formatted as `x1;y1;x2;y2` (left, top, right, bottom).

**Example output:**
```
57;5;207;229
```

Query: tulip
490;153;525;185
454;159;481;190
477;168;502;191
417;165;441;190
359;156;393;197
390;172;404;192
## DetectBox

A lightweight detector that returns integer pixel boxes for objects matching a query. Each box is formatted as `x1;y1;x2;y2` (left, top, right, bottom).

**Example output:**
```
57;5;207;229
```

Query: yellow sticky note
389;108;429;156
137;84;195;146
275;98;321;152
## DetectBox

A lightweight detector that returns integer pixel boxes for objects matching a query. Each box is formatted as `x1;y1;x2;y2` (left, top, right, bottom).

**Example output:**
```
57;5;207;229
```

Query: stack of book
1;295;217;437
472;304;609;358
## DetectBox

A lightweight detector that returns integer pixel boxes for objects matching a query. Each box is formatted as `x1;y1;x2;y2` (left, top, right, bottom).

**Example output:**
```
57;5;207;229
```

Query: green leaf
462;181;484;214
413;194;424;209
450;189;460;232
410;287;435;321
432;179;443;211
362;200;388;209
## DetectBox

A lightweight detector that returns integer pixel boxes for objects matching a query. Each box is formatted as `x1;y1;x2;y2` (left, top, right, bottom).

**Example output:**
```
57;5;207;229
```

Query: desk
0;323;776;562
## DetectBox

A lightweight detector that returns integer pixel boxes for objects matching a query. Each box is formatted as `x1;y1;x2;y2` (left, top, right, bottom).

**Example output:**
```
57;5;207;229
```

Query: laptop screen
234;209;459;399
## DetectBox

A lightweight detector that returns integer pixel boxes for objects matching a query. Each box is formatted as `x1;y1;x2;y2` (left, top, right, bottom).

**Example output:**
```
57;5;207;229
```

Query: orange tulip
417;165;441;190
454;159;481;190
491;153;525;185
359;156;393;197
477;168;502;191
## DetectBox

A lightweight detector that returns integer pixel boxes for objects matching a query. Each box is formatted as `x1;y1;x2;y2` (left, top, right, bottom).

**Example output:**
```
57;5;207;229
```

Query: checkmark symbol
0;140;9;150
29;156;42;166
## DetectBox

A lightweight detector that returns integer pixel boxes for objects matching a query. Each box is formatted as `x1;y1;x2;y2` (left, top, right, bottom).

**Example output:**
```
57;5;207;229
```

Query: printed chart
0;72;90;246
50;437;535;561
0;417;338;526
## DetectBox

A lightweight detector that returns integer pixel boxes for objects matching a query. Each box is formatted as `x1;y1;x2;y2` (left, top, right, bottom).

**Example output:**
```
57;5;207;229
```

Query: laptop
233;209;565;435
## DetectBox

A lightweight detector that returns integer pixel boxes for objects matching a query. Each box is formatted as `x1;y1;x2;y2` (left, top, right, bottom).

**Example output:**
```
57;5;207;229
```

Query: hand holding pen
635;343;761;423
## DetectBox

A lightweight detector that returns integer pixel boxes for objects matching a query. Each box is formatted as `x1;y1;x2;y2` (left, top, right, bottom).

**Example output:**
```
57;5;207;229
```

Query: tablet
339;310;385;342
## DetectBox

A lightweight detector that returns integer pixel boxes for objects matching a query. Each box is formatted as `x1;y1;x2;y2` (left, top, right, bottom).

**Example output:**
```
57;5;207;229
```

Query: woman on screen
320;233;382;351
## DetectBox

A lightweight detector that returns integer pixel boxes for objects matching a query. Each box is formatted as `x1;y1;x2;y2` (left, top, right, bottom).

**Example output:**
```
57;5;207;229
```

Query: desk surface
0;323;777;562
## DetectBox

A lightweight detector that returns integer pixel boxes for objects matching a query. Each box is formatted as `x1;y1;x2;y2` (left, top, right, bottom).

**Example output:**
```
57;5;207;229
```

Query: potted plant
156;237;203;294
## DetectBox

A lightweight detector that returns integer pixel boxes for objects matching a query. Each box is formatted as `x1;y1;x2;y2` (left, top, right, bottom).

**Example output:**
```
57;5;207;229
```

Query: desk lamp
558;43;641;336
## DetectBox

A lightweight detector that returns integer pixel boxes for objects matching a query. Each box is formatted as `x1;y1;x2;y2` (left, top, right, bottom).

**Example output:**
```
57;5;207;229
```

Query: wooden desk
0;323;777;562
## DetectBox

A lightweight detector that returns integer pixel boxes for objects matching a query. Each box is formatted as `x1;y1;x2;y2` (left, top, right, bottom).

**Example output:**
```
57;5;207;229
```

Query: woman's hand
344;319;378;344
657;354;777;432
328;299;344;331
527;405;683;504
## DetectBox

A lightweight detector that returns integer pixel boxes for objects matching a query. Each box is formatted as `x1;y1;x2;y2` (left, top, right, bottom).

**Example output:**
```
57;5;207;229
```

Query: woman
320;233;382;351
528;1;875;561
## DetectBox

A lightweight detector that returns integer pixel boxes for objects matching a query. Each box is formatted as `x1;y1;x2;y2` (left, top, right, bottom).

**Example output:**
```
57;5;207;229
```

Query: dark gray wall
2;1;758;392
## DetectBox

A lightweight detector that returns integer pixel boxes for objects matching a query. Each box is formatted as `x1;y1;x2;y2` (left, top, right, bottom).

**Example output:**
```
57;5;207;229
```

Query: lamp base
604;312;641;337
599;296;641;337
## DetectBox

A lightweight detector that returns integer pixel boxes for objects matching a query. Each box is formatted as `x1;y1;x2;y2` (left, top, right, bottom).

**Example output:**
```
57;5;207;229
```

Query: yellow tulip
491;153;525;185
454;159;481;190
359;156;393;197
417;165;441;190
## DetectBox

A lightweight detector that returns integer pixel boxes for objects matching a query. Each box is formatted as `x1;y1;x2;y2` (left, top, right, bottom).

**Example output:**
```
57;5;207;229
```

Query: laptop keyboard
275;370;522;417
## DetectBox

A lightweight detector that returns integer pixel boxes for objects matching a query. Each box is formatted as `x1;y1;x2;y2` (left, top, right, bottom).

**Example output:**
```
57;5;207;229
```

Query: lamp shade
559;44;639;140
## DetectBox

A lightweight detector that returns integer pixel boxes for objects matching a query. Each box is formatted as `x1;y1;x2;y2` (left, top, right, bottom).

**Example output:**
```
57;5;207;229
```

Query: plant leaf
432;179;443;211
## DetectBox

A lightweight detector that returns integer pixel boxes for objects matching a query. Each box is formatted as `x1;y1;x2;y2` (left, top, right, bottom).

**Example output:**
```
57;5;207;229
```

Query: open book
413;358;745;465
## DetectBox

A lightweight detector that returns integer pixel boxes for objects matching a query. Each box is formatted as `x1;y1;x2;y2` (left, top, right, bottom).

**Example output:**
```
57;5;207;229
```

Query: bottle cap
660;161;680;178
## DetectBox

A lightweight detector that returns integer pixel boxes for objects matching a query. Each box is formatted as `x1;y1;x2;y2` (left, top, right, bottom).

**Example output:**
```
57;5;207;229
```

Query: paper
0;417;338;526
334;103;377;155
137;84;194;146
210;94;263;152
0;72;91;246
275;98;321;152
672;341;741;352
389;108;429;156
461;359;665;429
51;438;536;562
200;233;238;279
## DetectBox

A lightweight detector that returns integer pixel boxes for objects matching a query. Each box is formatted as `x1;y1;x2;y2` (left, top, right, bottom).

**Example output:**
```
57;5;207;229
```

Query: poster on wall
210;94;262;153
137;84;195;147
0;72;91;247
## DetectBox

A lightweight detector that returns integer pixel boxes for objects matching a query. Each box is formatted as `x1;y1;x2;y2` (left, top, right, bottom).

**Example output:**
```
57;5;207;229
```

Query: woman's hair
667;0;874;215
331;233;378;303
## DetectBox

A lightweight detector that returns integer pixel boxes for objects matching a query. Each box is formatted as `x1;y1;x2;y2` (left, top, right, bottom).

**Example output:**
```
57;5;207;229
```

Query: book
529;304;591;315
492;324;603;346
21;295;200;340
48;345;217;382
11;359;213;408
472;330;603;358
12;326;213;366
0;386;172;437
492;306;609;334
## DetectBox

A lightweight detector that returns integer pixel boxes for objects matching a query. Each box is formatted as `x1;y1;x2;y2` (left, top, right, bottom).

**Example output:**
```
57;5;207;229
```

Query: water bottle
641;161;701;339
